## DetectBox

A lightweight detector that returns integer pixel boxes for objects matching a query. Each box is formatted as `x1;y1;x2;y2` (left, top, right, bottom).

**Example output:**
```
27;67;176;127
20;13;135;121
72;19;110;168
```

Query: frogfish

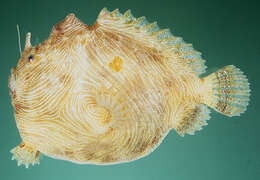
8;8;250;168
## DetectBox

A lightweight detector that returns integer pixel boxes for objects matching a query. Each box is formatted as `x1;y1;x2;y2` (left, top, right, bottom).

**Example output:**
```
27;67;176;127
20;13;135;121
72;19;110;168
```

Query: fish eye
28;55;33;62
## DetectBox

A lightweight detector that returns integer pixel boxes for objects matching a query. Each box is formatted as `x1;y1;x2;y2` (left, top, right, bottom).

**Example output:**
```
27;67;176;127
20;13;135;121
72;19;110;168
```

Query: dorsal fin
50;13;86;37
97;8;207;75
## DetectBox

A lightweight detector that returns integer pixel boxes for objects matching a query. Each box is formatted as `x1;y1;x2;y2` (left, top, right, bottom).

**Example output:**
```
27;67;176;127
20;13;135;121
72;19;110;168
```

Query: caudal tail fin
201;65;250;117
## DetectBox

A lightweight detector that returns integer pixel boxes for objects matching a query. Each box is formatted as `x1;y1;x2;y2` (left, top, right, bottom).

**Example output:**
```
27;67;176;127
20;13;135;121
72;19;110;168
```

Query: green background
1;0;259;179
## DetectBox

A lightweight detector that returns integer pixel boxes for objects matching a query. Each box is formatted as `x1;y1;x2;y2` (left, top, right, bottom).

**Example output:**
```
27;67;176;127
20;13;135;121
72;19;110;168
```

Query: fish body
9;8;250;167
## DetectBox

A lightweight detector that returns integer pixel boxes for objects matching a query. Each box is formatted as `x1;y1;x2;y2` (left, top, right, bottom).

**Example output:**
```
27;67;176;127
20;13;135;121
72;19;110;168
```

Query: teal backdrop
1;0;259;179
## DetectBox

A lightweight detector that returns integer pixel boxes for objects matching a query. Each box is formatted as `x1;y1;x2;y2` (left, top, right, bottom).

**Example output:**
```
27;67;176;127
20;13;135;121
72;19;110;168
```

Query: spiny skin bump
8;9;250;167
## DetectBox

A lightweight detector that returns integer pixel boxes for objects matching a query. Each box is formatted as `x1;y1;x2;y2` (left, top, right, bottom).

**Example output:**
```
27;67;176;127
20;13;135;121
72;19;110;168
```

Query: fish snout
8;67;17;99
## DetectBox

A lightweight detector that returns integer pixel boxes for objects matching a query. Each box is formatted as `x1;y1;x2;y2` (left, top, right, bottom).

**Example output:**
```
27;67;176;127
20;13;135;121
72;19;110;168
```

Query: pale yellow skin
9;9;250;167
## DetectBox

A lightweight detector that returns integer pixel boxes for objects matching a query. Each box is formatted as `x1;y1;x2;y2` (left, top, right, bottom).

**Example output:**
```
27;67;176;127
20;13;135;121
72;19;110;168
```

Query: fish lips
8;67;17;99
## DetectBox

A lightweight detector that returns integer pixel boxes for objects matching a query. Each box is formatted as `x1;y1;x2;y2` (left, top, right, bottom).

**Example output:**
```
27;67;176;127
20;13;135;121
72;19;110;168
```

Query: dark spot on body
217;101;228;114
139;143;148;153
53;24;65;35
64;150;74;157
59;74;67;83
151;135;159;146
25;73;32;81
35;46;40;51
133;141;149;154
35;151;40;158
164;78;174;88
9;89;16;99
19;142;25;148
151;52;163;64
103;30;120;41
151;128;162;146
86;22;99;31
83;151;95;161
14;103;26;114
101;154;116;163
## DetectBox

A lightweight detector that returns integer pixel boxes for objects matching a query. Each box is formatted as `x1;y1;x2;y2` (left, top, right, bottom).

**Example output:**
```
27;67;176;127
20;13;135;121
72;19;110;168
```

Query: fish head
9;13;87;106
8;32;43;106
8;14;87;132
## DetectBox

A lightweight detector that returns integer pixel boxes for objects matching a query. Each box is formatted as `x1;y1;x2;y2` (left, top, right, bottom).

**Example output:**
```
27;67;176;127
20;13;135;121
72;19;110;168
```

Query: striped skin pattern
8;8;250;168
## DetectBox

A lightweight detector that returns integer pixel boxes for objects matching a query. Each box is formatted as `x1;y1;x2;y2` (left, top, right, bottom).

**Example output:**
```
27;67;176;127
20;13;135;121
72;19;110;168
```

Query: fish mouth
8;67;17;99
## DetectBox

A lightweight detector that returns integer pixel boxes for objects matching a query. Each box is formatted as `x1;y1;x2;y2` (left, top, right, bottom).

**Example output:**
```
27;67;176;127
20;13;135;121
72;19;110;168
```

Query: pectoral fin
174;104;211;136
